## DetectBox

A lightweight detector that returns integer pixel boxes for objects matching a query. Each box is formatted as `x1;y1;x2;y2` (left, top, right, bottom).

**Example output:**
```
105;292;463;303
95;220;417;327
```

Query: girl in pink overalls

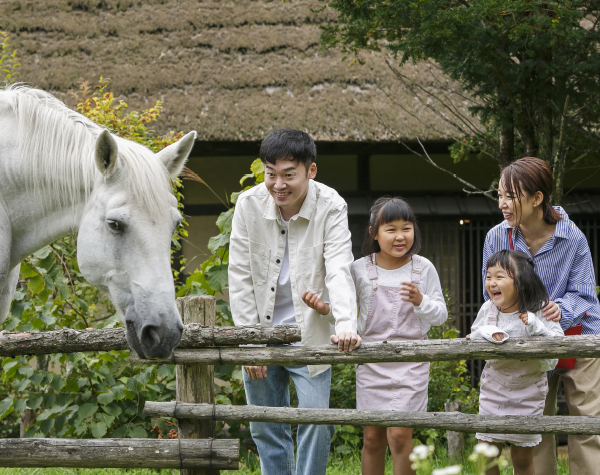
344;197;448;475
469;250;563;475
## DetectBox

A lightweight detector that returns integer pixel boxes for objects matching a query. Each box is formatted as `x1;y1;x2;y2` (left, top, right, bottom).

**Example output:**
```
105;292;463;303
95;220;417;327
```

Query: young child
304;197;448;475
469;250;564;475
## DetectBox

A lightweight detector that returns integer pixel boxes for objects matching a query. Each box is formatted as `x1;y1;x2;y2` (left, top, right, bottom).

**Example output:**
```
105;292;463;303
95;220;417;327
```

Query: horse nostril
140;325;161;351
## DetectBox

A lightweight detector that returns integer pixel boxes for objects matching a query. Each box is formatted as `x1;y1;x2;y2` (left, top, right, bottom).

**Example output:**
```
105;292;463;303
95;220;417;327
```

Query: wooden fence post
444;401;464;462
176;296;218;475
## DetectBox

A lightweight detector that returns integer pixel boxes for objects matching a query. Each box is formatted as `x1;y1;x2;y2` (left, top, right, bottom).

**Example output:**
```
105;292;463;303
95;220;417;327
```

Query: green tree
322;1;600;203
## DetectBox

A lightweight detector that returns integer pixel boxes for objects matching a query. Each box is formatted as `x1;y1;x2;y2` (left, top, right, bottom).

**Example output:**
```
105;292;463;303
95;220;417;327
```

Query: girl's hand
543;301;561;322
519;312;529;325
400;282;423;306
492;332;504;341
331;332;362;352
302;290;331;316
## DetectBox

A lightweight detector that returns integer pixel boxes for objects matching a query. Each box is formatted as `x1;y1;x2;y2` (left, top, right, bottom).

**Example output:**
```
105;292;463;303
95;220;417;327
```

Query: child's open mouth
491;291;502;300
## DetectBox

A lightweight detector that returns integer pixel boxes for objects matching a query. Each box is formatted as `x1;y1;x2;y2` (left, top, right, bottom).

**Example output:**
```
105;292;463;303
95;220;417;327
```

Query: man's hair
260;128;317;168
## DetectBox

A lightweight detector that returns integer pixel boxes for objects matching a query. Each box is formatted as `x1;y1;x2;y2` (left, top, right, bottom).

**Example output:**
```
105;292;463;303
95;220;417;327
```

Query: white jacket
228;180;357;377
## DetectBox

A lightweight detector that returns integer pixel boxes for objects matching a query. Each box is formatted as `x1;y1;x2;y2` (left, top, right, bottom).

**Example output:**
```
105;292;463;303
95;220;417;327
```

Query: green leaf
27;275;45;295
27;396;43;409
91;421;108;439
29;372;43;386
128;425;147;438
216;208;234;233
40;418;54;435
97;392;115;405
206;264;229;292
50;375;64;391
250;158;264;177
239;172;255;186
54;414;67;432
111;385;126;400
32;247;52;259
0;397;14;419
208;233;230;254
77;403;98;420
20;262;38;278
103;403;122;417
14;398;27;416
19;366;34;378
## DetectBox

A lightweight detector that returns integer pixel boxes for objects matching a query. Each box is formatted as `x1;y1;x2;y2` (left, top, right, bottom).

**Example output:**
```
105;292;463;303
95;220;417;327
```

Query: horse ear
95;130;118;176
156;131;196;178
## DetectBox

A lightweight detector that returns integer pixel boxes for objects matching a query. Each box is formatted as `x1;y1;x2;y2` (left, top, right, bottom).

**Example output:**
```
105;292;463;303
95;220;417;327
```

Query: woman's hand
543;301;561;322
400;282;424;306
492;332;505;341
331;332;362;352
519;312;529;325
302;291;331;316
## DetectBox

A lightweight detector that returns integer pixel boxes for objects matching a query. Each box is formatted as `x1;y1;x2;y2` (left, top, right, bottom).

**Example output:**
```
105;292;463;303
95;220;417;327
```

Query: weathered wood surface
132;335;600;366
176;296;219;475
0;323;300;357
144;402;600;435
0;438;239;469
444;401;464;461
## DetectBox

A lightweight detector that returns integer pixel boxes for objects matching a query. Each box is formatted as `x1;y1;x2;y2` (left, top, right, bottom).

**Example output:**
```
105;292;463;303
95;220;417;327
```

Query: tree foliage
322;1;600;202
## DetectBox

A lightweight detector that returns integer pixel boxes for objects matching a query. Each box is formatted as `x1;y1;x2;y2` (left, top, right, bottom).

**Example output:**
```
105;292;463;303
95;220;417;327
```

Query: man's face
264;159;317;217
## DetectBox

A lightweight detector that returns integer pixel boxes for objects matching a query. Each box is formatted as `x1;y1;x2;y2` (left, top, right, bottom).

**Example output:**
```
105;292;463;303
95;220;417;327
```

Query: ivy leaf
216;208;234;234
206;265;229;292
208;233;230;254
77;403;98;420
91;421;108;439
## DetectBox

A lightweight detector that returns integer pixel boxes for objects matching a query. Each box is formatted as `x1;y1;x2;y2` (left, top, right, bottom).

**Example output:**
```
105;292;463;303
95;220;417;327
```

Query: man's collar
262;180;317;222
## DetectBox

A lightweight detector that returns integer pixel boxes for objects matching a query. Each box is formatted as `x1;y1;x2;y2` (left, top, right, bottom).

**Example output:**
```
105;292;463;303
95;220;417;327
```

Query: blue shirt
482;207;600;335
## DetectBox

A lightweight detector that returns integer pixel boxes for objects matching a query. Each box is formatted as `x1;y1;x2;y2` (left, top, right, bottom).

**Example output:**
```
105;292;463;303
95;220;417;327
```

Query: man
228;128;361;475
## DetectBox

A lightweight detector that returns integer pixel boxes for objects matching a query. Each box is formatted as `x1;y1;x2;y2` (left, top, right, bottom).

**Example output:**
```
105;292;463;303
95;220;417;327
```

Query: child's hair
362;196;421;256
260;128;316;169
486;250;549;313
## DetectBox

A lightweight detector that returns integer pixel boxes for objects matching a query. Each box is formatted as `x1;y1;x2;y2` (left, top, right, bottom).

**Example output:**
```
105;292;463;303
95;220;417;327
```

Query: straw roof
1;0;470;142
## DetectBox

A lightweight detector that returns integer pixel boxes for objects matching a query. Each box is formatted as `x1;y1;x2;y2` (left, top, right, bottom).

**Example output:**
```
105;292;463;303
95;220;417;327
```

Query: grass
0;451;570;474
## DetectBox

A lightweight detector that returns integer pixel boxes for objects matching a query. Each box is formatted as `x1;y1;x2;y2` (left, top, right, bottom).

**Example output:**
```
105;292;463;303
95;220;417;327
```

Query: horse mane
0;84;172;217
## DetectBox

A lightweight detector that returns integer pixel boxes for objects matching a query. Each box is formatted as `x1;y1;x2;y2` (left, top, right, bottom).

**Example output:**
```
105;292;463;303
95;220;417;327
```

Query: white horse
0;85;196;359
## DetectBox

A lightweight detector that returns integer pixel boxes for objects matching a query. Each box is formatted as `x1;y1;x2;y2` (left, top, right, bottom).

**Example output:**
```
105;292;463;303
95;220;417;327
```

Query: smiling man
228;128;360;475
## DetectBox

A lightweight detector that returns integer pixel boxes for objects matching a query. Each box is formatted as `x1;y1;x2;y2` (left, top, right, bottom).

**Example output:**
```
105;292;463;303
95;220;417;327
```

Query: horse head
77;130;196;359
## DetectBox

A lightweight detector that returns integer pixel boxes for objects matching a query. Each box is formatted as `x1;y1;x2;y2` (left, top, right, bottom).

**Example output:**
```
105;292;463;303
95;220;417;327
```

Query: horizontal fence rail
130;335;600;366
144;402;600;436
0;324;301;357
0;438;239;469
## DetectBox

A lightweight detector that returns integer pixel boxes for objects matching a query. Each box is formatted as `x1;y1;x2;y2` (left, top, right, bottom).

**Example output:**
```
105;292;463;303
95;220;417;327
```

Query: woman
482;157;600;475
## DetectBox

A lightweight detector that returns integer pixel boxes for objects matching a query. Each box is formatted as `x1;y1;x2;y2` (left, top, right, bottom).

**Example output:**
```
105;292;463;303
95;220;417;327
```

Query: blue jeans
243;365;335;475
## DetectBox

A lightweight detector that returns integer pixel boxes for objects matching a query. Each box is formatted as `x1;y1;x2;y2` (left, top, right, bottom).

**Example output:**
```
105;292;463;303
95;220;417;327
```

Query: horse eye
107;220;121;231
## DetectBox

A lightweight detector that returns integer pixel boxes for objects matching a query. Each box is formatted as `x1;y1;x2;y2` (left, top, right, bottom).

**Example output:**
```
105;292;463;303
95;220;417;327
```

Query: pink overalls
477;305;548;447
356;254;429;412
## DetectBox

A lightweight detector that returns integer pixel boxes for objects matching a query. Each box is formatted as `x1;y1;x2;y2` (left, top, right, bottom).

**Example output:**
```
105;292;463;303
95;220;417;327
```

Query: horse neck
1;157;90;267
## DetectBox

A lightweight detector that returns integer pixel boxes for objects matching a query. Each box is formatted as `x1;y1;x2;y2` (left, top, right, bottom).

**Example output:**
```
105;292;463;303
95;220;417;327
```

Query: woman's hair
361;196;421;256
486;249;549;313
500;157;562;225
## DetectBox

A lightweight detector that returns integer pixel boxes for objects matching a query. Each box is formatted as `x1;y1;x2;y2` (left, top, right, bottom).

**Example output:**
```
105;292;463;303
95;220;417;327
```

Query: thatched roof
1;0;468;142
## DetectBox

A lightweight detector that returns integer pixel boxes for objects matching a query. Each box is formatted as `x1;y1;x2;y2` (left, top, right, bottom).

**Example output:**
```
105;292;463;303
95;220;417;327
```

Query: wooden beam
0;323;301;357
131;335;600;366
144;402;600;436
0;438;239;469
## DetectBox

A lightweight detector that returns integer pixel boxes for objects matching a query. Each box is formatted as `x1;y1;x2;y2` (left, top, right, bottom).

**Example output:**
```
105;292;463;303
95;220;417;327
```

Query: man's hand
330;332;362;352
400;282;424;306
244;366;267;380
519;312;529;325
302;290;331;316
543;301;561;322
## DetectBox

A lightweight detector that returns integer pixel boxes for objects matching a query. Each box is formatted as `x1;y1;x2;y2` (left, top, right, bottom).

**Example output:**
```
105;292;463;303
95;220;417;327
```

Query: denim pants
243;365;335;475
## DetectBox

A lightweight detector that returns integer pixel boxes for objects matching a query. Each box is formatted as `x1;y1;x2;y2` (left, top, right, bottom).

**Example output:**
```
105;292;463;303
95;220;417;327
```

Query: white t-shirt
272;218;297;327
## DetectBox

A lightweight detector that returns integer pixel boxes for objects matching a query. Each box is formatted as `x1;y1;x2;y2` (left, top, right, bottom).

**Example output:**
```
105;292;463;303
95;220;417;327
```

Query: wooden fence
4;295;600;474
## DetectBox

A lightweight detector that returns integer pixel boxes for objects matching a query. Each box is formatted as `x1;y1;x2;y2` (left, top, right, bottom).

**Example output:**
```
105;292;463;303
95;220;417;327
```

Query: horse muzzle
125;307;183;359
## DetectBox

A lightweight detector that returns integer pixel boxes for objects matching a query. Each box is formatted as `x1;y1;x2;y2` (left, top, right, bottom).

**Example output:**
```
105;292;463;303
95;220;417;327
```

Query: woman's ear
533;191;544;208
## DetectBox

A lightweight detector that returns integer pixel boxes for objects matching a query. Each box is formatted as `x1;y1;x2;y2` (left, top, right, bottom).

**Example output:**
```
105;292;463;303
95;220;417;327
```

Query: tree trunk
20;407;35;438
